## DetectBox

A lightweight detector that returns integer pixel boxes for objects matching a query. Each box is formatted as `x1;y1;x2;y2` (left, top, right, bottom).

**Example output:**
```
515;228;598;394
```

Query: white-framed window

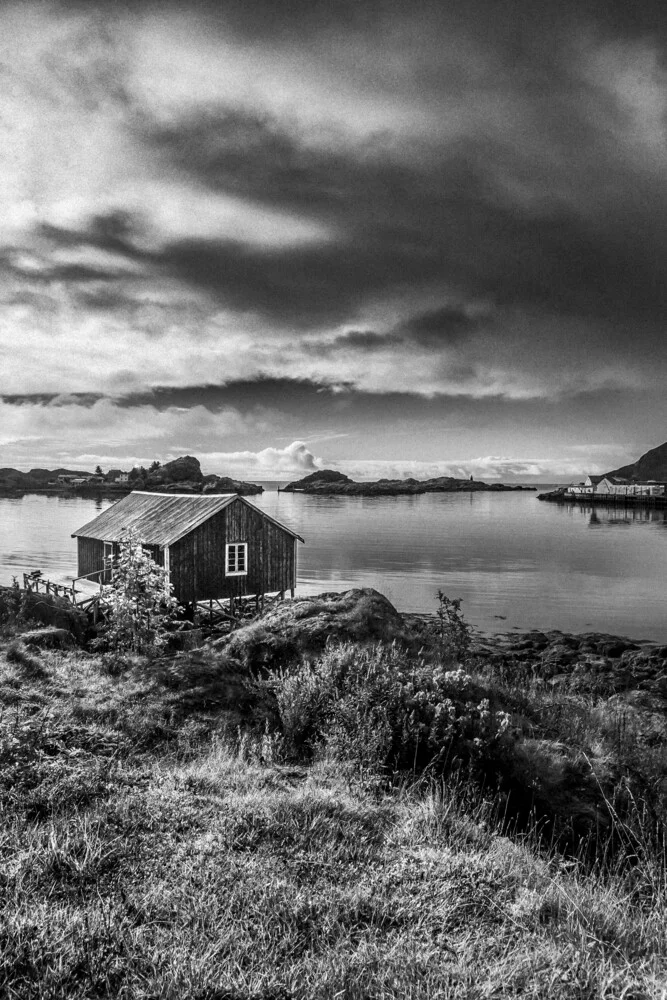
226;542;248;576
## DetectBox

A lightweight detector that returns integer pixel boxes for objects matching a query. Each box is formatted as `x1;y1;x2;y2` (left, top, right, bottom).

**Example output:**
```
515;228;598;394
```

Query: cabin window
226;542;248;576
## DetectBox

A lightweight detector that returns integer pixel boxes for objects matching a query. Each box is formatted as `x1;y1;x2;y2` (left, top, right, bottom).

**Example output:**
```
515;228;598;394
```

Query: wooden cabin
72;491;304;605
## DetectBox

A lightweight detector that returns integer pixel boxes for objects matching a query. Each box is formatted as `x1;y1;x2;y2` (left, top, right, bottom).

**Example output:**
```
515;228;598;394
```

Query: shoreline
538;488;667;508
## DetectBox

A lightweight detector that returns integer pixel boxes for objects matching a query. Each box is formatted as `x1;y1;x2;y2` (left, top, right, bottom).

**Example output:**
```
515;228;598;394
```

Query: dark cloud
119;379;335;413
154;237;418;327
333;331;399;351
38;214;144;260
9;0;667;402
302;331;399;356
0;248;119;285
1;392;103;407
74;0;667;46
13;0;667;347
141;97;667;337
304;306;483;357
74;286;138;311
400;307;483;347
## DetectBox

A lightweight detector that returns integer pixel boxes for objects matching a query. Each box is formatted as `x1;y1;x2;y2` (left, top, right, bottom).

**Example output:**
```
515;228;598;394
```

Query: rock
540;644;577;669
146;456;203;487
600;639;640;658
167;628;204;652
475;625;667;699
19;590;88;641
19;627;74;649
282;469;353;491
210;588;409;669
202;475;263;495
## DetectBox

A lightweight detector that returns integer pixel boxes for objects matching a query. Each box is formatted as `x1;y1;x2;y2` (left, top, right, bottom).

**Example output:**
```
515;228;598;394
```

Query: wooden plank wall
170;499;295;603
77;538;164;580
77;537;105;578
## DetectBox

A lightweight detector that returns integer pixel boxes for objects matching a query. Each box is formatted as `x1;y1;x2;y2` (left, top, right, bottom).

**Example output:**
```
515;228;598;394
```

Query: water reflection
563;501;667;527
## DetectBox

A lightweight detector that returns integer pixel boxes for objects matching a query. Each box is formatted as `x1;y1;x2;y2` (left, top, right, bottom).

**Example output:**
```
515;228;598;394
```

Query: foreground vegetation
1;587;666;997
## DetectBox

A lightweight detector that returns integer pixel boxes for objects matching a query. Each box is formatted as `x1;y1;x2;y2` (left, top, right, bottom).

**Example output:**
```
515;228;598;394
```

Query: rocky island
281;469;537;495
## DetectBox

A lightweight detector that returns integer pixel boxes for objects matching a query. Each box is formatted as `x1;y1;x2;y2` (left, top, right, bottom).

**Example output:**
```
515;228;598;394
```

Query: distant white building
597;478;665;496
106;469;130;483
566;475;665;498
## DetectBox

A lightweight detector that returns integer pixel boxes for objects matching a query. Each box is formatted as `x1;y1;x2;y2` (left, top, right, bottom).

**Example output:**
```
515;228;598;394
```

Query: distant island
0;456;263;496
280;469;537;495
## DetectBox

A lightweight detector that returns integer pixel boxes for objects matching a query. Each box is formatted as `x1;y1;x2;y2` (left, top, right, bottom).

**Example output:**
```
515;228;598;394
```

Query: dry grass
1;642;666;998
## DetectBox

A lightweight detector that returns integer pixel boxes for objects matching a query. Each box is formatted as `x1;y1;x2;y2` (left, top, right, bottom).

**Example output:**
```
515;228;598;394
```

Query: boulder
202;475;263;496
147;456;203;486
210;588;409;669
19;590;87;642
18;627;74;649
282;469;353;491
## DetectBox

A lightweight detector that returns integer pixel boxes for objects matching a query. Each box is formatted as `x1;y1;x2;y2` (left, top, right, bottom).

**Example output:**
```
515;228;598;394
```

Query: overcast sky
1;0;667;480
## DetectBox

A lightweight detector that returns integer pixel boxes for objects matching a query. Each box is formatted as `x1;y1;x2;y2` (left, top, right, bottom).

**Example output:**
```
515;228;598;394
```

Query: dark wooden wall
170;499;296;603
77;537;105;579
77;538;163;581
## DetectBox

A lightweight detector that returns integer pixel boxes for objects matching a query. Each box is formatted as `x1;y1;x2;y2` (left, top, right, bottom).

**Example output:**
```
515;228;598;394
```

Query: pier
538;490;667;508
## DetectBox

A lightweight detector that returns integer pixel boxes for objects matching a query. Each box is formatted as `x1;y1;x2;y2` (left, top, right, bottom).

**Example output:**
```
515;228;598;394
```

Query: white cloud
0;398;256;469
333;455;595;483
196;441;321;479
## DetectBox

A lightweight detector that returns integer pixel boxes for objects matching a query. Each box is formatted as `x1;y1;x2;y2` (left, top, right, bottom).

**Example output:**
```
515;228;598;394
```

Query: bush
272;641;512;777
436;591;473;661
95;531;179;655
0;580;23;627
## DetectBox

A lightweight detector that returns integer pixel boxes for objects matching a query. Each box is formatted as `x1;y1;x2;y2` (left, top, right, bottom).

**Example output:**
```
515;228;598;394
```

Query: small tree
436;591;473;662
97;531;179;654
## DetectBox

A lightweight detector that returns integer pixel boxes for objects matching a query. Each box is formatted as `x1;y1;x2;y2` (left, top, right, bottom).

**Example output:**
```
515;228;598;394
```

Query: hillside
605;439;667;481
0;587;665;996
0;467;91;490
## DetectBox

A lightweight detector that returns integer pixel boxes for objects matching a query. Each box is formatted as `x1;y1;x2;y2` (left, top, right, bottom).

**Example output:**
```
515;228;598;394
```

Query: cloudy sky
1;0;667;481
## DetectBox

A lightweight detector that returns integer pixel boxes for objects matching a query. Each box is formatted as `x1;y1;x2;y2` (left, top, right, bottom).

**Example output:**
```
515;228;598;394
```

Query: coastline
538;488;667;508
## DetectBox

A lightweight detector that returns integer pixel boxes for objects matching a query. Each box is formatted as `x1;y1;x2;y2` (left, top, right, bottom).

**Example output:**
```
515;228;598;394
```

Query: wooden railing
22;568;109;611
23;571;77;602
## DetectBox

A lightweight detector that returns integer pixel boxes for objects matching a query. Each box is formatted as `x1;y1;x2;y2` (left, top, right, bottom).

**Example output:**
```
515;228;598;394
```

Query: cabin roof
72;491;304;546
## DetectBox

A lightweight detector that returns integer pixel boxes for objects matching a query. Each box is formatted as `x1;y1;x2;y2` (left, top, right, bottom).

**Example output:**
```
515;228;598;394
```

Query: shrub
435;591;474;662
272;641;512;777
95;531;179;655
0;579;23;627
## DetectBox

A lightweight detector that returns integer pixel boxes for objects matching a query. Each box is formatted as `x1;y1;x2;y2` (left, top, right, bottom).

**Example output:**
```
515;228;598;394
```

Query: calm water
1;489;667;640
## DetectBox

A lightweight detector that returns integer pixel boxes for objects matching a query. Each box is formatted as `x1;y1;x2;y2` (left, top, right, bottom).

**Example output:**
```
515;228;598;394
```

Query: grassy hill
1;601;666;997
605;439;667;481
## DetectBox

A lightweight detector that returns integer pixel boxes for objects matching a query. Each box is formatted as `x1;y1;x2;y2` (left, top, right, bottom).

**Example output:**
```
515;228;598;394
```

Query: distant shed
72;491;304;604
